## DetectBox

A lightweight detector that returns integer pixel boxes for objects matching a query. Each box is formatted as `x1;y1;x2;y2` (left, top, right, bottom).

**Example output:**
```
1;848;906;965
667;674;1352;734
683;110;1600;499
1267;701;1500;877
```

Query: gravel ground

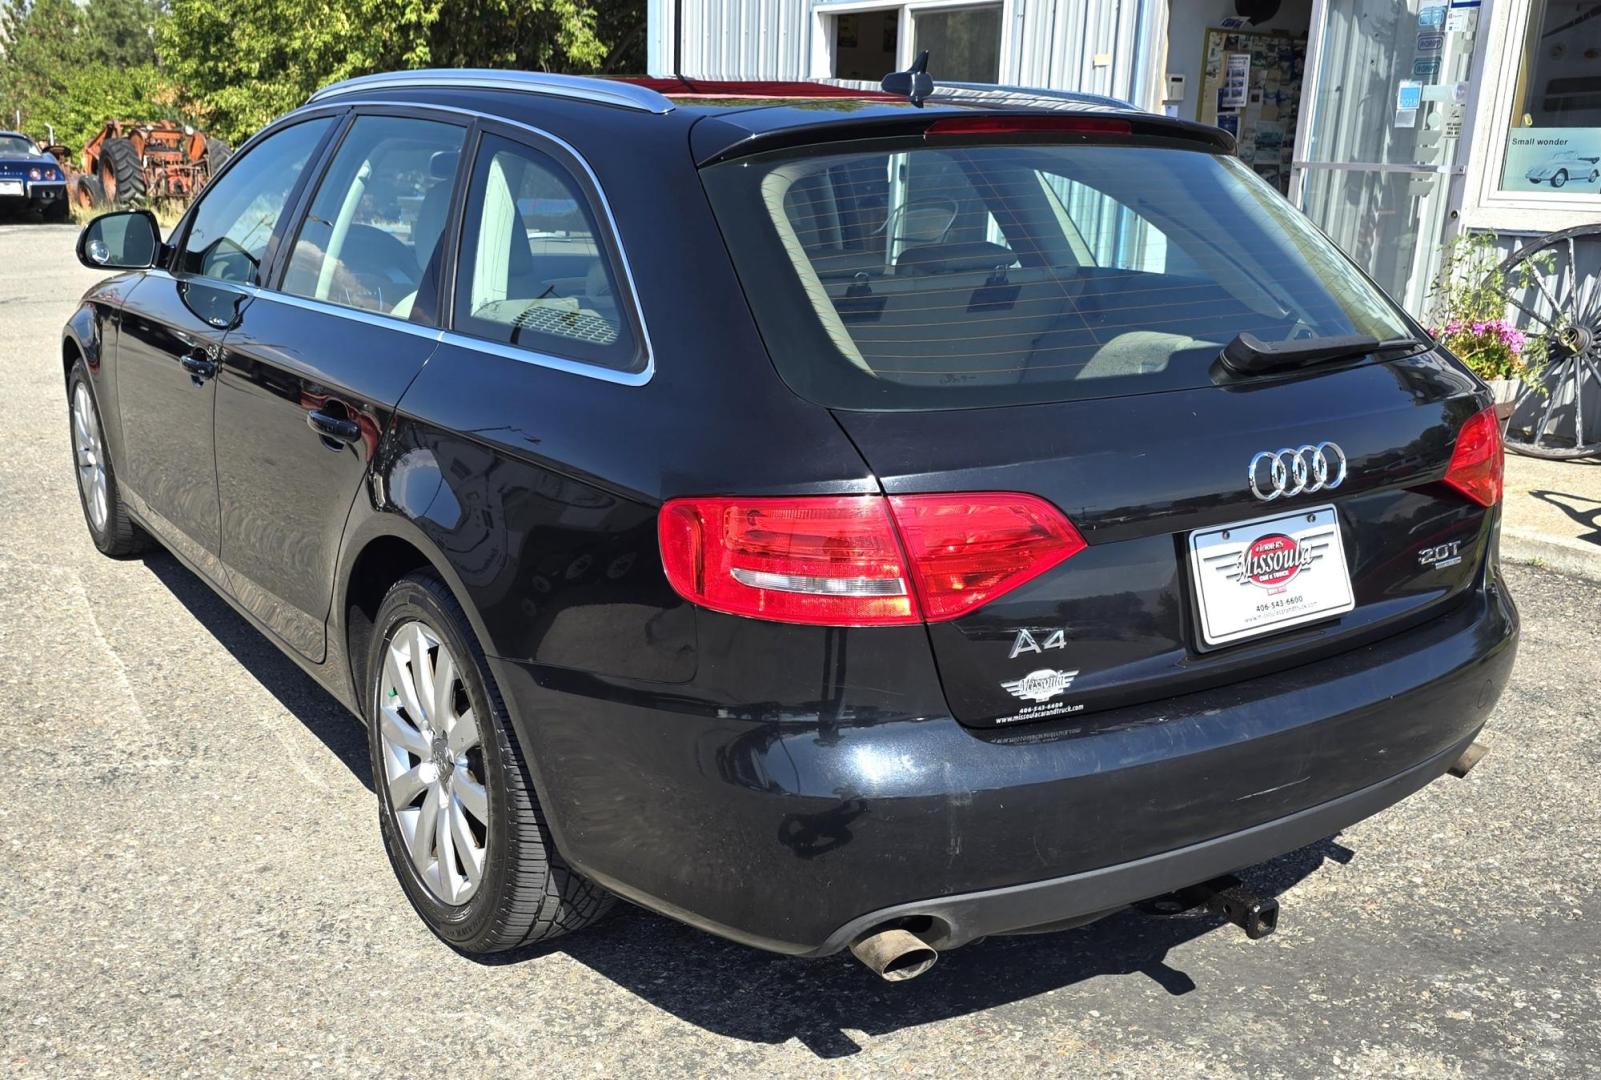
1;222;1597;1079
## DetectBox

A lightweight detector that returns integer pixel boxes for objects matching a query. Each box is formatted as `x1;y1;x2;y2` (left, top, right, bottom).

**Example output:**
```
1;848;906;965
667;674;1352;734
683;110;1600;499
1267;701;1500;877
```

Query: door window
452;133;639;371
281;115;467;321
177;117;333;285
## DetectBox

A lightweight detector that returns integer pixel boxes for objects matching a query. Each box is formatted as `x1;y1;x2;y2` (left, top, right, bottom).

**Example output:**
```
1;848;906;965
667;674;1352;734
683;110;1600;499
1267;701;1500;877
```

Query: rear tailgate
832;353;1494;727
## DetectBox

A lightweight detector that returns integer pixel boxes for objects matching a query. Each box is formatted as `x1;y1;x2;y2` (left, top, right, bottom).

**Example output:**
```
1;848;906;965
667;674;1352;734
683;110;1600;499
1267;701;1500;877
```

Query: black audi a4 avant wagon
64;69;1516;980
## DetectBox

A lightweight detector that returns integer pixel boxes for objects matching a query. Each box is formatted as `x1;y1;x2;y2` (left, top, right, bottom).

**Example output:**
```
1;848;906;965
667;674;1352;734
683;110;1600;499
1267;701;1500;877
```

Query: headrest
429;150;458;180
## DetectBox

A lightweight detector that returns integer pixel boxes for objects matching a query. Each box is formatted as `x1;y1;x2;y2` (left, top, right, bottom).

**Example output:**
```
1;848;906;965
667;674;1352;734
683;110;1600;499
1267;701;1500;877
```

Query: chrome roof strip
306;70;675;115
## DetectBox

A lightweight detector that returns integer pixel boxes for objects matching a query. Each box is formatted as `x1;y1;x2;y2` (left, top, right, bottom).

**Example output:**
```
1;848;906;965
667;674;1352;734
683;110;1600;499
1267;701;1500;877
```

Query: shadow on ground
1532;488;1601;546
141;545;1355;1058
142;549;372;789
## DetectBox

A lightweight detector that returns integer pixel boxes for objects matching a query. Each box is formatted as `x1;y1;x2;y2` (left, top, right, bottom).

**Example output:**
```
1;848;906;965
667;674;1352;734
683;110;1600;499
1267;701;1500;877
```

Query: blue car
0;131;69;221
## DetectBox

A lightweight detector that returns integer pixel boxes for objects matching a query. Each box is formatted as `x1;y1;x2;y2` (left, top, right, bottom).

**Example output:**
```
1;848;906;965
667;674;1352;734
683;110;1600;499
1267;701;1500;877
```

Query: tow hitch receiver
1176;874;1279;940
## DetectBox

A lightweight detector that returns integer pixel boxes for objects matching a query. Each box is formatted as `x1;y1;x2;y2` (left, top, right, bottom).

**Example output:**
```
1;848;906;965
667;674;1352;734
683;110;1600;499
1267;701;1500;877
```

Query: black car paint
63;83;1518;956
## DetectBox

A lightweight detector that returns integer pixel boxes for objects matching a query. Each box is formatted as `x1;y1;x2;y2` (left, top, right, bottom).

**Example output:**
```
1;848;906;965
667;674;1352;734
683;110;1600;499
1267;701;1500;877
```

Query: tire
366;570;612;953
1552;169;1568;189
67;360;149;557
204;136;232;181
100;138;146;205
72;174;107;211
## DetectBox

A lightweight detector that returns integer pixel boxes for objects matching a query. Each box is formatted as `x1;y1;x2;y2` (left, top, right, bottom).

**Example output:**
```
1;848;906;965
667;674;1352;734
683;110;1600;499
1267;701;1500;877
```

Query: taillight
659;493;1084;626
1443;406;1503;507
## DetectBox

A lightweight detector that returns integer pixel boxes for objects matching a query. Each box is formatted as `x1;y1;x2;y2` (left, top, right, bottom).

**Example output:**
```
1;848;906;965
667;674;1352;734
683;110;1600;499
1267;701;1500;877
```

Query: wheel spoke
449;797;484;887
407;624;435;726
410;784;441;871
378;700;430;758
388;765;429;808
447;707;478;755
1534;361;1566;447
454;772;488;823
383;647;427;729
435;788;458;901
432;647;457;729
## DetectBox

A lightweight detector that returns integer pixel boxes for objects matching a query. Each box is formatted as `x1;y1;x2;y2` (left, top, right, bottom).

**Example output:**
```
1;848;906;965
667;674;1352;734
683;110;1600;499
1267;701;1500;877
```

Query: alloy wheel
377;619;489;905
72;383;108;532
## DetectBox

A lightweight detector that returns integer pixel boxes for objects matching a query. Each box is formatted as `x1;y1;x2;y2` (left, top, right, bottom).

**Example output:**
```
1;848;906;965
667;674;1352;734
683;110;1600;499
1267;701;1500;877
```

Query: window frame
269;105;475;328
1461;0;1601;232
165;108;346;288
439;118;651;380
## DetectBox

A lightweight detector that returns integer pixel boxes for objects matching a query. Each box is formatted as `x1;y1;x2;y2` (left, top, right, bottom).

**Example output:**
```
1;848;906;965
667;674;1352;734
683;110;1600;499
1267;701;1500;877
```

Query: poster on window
1502;128;1601;193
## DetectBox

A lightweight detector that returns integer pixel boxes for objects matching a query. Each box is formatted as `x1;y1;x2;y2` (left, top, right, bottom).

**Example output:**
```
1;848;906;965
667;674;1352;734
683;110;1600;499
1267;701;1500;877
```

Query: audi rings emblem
1248;443;1348;502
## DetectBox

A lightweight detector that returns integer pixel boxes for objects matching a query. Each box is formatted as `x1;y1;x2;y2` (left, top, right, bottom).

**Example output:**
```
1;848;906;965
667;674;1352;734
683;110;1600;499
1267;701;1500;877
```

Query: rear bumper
1;181;65;208
490;569;1517;956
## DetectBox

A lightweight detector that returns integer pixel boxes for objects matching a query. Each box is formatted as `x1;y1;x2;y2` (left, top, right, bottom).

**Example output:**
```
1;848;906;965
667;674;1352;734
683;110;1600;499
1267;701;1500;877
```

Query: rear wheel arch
340;523;497;715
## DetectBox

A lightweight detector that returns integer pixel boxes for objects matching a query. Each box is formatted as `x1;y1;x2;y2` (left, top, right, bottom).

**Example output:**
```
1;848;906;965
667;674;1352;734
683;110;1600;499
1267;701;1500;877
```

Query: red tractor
71;120;231;210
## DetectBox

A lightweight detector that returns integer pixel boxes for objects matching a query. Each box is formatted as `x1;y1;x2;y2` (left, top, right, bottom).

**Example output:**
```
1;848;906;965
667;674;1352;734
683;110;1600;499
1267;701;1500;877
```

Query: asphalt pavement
1;222;1598;1079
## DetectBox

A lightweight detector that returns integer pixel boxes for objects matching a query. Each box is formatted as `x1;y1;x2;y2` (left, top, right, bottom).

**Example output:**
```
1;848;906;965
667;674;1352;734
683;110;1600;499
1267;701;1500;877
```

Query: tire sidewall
366;577;522;948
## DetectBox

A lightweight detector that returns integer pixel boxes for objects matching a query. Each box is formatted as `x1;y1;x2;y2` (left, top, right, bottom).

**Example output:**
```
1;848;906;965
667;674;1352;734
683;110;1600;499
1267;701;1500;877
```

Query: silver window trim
306;70;675;116
172;99;657;387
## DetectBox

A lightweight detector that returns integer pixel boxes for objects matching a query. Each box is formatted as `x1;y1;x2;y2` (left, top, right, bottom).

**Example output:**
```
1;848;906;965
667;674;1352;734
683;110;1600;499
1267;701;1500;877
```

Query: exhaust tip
849;927;938;982
1448;741;1489;778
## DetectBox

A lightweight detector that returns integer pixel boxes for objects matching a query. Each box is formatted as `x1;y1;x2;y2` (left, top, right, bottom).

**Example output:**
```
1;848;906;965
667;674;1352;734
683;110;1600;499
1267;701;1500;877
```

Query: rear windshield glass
701;138;1414;410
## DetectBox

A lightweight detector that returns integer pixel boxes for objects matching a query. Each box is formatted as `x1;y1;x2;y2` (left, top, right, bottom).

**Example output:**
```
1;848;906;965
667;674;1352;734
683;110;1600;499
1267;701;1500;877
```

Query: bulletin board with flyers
1197;27;1307;195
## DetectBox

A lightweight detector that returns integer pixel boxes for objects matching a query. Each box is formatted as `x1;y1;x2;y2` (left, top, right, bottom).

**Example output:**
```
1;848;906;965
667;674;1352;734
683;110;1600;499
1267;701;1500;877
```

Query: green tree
159;0;644;144
1;0;176;148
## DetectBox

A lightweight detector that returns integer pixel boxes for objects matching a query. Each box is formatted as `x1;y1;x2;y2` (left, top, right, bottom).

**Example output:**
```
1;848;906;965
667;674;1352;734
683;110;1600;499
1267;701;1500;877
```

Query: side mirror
77;210;161;270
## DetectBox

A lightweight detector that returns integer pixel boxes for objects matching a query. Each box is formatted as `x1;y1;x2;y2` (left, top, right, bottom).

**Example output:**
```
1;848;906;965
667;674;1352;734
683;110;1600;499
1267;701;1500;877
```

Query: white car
1525;149;1601;188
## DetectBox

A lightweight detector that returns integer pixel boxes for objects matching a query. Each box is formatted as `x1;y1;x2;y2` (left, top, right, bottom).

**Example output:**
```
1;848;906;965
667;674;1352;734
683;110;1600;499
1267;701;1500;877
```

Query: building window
833;11;899;79
913;5;1001;83
1500;0;1601;194
829;3;1001;84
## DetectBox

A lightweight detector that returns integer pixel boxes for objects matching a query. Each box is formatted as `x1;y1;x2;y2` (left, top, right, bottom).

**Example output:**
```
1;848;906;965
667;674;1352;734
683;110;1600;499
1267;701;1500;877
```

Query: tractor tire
204;136;232;181
72;174;107;211
100;138;146;206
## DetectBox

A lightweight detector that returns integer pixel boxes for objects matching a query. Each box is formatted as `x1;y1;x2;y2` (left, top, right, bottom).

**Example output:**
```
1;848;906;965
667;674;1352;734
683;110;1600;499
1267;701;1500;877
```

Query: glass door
1288;0;1481;315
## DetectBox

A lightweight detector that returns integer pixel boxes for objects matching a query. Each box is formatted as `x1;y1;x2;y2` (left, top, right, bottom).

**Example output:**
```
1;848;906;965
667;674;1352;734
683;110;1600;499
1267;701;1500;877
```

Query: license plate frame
1188;504;1354;647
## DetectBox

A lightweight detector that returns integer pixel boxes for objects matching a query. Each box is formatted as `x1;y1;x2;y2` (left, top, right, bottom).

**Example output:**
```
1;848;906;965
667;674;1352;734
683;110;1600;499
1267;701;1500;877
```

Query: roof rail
306;69;676;114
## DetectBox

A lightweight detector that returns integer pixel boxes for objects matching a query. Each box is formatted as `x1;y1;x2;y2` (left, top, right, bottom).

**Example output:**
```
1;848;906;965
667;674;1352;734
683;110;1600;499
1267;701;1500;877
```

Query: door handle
180;351;217;380
307;409;361;445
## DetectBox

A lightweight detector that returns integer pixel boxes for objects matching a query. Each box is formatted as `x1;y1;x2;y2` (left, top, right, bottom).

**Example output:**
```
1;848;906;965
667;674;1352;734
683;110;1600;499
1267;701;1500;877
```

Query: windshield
702;138;1414;410
0;135;41;157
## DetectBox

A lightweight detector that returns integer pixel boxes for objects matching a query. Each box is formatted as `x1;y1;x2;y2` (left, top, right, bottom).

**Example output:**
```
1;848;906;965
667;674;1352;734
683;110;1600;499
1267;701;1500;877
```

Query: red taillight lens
659;493;1084;626
888;493;1086;620
924;115;1132;140
1443;406;1504;507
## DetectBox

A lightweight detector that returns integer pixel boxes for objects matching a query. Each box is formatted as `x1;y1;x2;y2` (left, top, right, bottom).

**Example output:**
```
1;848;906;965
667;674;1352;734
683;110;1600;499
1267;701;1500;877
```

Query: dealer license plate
1188;505;1354;647
0;180;25;197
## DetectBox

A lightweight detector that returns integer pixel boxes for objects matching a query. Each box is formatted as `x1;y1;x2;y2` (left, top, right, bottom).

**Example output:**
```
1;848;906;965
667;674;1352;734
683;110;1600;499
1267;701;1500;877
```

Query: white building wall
647;0;1154;106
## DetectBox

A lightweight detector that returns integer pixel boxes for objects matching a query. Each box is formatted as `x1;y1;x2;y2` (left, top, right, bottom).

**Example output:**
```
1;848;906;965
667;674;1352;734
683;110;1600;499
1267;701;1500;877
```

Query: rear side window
178;118;332;285
281;114;467;322
701;139;1414;410
452;133;639;372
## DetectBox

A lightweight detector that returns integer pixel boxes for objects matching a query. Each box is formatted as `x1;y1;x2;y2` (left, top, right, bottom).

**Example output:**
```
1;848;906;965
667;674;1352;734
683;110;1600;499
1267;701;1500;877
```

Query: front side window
453;133;639;371
281;114;467;321
1500;0;1601;194
702;139;1412;410
178;117;332;285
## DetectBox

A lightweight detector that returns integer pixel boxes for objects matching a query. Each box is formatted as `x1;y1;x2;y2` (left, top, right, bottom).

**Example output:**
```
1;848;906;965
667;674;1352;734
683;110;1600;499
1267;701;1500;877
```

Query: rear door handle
180;351;217;380
307;409;361;445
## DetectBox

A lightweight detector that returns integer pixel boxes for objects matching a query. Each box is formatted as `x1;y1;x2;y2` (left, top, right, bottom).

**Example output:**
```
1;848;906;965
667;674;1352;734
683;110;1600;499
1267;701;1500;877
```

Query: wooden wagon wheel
1497;224;1601;460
